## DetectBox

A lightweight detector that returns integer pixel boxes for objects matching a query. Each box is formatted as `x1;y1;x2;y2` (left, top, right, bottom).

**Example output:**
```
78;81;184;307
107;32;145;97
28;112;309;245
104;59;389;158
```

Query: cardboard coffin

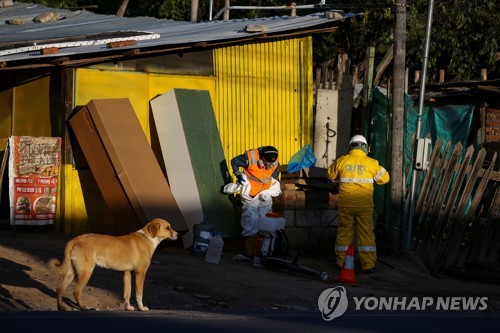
150;89;237;245
68;99;187;234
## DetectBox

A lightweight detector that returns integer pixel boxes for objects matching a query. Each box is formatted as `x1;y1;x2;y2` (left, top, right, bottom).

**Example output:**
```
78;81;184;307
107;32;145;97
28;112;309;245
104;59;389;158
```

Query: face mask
258;160;274;169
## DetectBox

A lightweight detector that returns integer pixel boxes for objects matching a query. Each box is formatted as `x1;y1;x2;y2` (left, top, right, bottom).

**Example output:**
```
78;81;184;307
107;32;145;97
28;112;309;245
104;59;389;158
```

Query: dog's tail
47;239;75;276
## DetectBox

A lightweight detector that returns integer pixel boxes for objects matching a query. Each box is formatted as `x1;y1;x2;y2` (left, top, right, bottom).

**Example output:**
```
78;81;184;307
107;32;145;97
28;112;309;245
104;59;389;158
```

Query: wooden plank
411;138;443;248
373;44;394;87
415;140;451;251
429;144;474;262
414;138;443;219
465;151;497;221
321;64;328;89
434;145;475;265
362;47;375;107
336;53;347;90
315;67;321;93
475;175;500;264
420;142;464;258
328;68;334;90
486;186;500;265
443;148;487;268
458;152;498;267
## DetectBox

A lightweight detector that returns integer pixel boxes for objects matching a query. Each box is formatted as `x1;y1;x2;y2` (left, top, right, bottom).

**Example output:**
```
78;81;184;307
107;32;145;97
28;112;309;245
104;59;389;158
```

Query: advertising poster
9;136;61;226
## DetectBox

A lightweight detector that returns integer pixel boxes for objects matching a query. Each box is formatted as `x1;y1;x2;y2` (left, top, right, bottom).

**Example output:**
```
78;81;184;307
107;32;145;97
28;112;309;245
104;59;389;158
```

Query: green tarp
364;87;478;247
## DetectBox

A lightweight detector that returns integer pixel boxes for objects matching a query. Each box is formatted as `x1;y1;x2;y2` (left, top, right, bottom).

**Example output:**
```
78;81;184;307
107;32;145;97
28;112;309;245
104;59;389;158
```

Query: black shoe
363;267;376;274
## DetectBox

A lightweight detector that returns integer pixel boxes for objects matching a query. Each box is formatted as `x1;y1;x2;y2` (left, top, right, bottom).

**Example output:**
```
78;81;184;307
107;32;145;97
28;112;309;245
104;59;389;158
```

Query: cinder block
321;210;339;227
296;209;322;227
284;210;296;227
295;191;306;209
310;226;337;254
283;227;311;250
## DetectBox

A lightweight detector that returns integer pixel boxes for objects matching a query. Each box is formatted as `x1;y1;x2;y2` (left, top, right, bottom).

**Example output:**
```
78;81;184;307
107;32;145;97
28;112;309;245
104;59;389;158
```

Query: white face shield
349;142;369;153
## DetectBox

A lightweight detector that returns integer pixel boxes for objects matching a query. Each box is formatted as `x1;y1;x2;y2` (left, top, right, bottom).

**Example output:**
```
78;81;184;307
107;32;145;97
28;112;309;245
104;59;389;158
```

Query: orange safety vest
244;149;279;197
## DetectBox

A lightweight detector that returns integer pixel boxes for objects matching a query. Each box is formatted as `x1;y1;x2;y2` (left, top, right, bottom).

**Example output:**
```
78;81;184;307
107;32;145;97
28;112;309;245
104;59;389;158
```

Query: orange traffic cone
333;244;358;284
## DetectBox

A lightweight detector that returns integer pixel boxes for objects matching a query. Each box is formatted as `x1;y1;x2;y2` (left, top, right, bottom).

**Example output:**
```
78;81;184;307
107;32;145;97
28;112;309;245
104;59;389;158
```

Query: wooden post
373;44;394;87
328;68;334;90
481;68;487;80
321;63;328;89
291;2;296;16
414;70;420;84
116;0;129;17
223;0;230;20
439;69;445;83
359;47;375;134
353;66;359;85
391;0;406;249
363;47;375;107
405;68;409;93
336;52;347;90
315;67;321;101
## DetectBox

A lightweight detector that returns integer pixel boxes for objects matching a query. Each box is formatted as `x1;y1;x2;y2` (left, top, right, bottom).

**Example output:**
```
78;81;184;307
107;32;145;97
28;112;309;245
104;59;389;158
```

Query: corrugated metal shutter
215;37;313;173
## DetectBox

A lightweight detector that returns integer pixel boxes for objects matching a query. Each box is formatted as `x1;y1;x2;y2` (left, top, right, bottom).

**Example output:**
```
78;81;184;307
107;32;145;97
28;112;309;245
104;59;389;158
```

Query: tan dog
48;218;178;311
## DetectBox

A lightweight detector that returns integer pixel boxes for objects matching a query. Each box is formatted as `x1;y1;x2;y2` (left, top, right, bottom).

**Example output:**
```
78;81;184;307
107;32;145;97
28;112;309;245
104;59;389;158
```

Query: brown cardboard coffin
68;99;187;234
68;106;141;235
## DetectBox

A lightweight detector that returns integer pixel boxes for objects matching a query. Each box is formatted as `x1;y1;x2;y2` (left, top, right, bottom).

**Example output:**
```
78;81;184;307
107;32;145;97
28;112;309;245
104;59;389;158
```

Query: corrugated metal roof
0;2;360;68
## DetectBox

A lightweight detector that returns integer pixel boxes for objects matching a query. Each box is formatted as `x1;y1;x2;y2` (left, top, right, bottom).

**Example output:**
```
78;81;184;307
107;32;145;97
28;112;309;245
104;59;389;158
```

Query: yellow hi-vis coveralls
327;148;390;271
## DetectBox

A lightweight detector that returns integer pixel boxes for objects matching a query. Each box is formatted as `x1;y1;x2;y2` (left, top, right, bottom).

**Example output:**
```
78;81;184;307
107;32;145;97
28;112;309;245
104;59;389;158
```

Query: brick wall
485;106;500;142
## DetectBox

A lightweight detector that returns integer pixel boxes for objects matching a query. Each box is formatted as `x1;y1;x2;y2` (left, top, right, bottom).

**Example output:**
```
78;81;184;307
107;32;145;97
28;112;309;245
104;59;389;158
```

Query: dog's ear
147;221;161;238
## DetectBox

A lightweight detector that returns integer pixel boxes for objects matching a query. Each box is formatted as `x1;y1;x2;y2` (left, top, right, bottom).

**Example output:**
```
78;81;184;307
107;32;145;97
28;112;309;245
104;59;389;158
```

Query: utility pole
407;0;435;249
391;0;406;249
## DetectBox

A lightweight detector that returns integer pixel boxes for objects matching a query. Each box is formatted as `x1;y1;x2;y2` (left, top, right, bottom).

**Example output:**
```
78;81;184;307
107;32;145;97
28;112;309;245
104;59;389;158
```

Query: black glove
236;174;246;183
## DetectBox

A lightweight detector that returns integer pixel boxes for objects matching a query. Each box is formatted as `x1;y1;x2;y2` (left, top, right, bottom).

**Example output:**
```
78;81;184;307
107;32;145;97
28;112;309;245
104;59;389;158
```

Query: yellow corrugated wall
64;36;313;233
215;37;313;168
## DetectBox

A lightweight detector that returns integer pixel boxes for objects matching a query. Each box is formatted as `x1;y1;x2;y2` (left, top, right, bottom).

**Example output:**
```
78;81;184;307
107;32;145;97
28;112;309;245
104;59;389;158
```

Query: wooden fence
315;52;349;91
411;138;500;280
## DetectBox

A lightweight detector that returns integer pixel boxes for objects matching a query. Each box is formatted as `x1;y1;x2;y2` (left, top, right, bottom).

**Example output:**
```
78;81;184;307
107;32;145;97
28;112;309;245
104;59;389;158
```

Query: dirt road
1;226;499;313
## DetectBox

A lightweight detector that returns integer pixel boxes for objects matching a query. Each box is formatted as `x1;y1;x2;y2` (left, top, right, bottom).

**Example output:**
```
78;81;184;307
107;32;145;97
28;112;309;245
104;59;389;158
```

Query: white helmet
349;135;368;147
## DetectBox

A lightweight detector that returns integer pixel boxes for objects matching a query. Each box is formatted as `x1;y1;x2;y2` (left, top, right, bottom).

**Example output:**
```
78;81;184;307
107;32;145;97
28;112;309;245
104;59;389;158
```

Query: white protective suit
239;178;282;237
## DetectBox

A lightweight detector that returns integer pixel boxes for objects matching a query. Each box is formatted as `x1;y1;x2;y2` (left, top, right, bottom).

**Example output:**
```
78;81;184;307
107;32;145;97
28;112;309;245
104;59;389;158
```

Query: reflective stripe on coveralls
336;245;376;252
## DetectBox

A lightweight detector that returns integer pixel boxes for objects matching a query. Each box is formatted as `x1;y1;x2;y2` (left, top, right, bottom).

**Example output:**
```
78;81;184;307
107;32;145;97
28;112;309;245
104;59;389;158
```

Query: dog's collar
136;229;161;248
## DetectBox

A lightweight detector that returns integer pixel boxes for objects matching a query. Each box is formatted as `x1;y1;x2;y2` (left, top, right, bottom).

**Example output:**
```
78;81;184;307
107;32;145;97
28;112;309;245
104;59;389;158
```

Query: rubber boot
244;235;257;257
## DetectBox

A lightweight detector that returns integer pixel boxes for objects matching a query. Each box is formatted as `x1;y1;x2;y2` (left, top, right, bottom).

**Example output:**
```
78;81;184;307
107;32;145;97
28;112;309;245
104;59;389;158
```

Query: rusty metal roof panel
0;2;359;66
